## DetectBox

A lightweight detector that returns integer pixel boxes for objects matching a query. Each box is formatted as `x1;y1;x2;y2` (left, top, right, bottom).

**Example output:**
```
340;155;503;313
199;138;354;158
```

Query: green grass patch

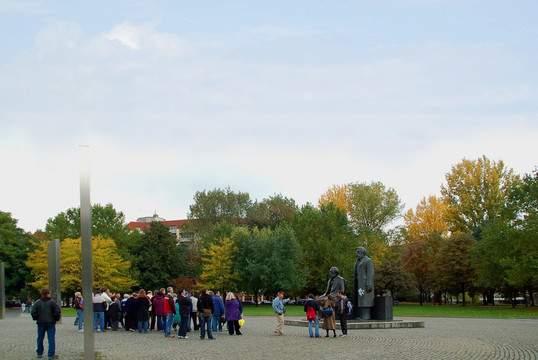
61;303;538;319
61;308;77;317
393;303;538;318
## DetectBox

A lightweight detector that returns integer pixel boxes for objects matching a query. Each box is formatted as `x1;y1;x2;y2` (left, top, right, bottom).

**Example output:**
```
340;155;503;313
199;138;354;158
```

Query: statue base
284;318;424;330
351;296;393;321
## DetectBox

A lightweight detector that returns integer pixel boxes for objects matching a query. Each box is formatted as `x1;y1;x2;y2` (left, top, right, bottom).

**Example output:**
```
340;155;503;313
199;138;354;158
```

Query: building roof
127;219;191;232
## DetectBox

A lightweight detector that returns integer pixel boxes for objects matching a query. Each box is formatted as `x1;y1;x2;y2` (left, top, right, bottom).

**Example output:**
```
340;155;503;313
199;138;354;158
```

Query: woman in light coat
321;295;336;338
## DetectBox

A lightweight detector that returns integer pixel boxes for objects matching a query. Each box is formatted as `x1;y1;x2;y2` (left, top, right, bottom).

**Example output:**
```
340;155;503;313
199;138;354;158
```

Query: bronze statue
323;267;346;298
320;267;346;314
354;246;374;320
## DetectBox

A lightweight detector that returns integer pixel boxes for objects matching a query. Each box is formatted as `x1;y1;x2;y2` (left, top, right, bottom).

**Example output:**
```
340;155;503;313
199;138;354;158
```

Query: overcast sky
1;0;537;233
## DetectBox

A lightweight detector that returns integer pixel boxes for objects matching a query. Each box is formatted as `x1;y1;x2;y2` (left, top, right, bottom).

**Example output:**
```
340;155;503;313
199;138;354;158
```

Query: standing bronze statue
354;247;374;320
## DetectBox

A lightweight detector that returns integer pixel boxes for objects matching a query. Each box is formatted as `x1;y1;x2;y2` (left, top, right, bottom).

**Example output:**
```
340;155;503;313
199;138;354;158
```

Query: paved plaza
1;309;537;359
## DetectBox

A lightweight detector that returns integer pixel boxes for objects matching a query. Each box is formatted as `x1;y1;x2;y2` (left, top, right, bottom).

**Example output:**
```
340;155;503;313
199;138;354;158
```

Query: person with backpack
337;290;349;337
304;294;321;338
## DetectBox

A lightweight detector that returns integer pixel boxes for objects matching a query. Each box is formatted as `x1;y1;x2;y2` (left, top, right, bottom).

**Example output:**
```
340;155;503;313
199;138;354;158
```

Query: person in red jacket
163;287;176;338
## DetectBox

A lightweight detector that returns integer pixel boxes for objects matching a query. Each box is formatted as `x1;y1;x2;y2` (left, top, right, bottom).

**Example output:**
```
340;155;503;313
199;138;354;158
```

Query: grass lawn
60;303;538;319
392;303;538;318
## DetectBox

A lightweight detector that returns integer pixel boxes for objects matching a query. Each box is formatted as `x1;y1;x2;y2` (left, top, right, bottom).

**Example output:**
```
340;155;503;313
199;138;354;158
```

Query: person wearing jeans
211;290;225;333
93;311;105;332
74;292;84;332
31;288;61;359
163;287;176;338
198;288;215;339
304;294;320;338
92;290;106;332
135;289;150;334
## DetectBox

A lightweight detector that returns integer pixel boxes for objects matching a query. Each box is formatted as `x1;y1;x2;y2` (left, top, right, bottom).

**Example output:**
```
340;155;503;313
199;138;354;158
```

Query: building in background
127;213;194;243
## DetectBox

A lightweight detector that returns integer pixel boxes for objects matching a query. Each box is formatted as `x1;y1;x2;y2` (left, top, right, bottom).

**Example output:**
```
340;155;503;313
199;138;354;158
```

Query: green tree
441;156;519;234
235;225;305;298
44;203;140;256
507;169;538;304
0;211;34;296
246;194;298;229
432;233;475;305
290;203;356;294
402;235;441;305
469;219;513;305
133;221;186;290
375;259;413;299
187;187;251;236
348;181;404;236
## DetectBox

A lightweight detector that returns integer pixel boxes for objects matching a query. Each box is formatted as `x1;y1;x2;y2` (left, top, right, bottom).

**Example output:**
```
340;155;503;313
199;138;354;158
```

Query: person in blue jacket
211;290;225;333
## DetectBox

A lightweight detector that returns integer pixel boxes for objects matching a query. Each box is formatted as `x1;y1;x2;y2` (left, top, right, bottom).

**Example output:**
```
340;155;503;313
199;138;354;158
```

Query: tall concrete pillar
80;145;94;359
48;239;61;311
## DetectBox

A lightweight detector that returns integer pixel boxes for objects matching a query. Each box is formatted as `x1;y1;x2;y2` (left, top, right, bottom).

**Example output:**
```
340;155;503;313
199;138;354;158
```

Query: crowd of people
70;287;246;339
31;286;350;359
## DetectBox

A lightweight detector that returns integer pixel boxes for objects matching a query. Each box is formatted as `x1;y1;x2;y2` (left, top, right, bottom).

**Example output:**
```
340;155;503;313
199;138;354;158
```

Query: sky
1;0;537;233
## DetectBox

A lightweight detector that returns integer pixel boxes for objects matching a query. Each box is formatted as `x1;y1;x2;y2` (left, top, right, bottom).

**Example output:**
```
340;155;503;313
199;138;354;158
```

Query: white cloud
1;12;537;232
103;21;190;58
35;20;82;52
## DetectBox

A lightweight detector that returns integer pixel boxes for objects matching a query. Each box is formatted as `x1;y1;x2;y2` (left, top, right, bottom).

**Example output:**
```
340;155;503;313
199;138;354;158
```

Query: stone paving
1;309;537;360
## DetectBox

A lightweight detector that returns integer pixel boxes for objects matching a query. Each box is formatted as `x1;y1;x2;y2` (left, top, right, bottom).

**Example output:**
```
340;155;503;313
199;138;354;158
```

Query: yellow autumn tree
404;196;450;242
441;156;518;233
318;184;351;212
200;237;239;291
26;235;136;294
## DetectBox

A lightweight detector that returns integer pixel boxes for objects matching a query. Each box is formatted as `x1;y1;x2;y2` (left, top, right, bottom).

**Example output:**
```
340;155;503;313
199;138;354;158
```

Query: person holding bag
225;292;242;335
197;288;215;340
321;295;336;338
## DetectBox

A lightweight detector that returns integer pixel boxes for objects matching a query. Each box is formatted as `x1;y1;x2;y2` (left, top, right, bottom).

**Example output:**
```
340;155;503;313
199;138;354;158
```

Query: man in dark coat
124;293;138;332
176;289;191;339
31;288;61;359
198;288;215;340
354;246;375;320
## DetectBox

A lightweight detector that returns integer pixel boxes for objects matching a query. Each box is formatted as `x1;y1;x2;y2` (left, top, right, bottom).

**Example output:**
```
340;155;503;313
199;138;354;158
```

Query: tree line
1;155;536;307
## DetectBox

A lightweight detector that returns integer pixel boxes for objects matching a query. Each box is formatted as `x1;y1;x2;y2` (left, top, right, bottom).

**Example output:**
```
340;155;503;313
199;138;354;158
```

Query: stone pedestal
373;296;393;321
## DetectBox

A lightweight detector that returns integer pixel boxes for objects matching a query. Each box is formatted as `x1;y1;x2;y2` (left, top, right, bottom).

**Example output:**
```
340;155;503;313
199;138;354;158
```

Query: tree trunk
419;287;424;306
529;285;535;306
461;283;466;307
482;291;487;305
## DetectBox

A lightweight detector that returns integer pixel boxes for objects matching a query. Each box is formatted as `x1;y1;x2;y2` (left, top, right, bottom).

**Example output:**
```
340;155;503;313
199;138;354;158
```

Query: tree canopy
348;181;404;235
133;221;186;290
246;193;298;229
290;203;356;294
441;155;518;234
0;211;34;296
187;187;251;235
26;235;136;294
